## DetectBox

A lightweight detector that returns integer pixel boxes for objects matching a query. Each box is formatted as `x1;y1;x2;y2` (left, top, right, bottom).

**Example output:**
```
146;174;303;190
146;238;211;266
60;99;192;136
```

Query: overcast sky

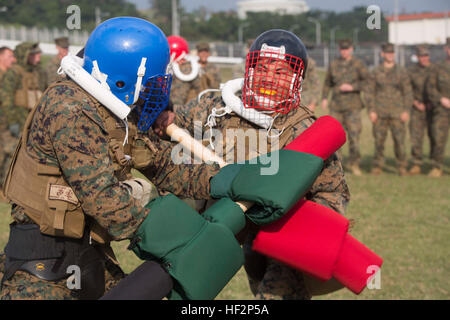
129;0;449;14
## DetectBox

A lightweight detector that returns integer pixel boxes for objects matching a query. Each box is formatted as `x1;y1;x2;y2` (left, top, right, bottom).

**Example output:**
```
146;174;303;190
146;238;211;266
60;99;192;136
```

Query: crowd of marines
2;36;448;193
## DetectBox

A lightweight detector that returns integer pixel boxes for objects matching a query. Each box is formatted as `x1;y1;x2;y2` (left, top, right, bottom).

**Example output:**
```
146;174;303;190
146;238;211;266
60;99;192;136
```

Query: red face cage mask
242;45;305;113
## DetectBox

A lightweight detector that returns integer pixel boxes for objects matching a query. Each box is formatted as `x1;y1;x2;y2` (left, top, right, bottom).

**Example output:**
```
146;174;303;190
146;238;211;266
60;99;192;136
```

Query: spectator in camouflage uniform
172;43;222;117
0;18;220;300
321;39;369;176
407;45;434;175
174;30;350;300
366;43;413;176
46;37;69;85
425;38;450;177
190;42;222;101
0;42;47;190
0;46;16;198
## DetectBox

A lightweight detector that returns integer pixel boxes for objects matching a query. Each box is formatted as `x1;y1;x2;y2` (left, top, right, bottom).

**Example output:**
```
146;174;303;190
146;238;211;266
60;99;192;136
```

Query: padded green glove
210;150;324;225
130;194;244;300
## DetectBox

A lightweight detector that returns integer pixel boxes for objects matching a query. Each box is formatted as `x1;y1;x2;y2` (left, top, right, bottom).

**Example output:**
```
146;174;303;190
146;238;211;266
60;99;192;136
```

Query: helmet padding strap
133;57;147;104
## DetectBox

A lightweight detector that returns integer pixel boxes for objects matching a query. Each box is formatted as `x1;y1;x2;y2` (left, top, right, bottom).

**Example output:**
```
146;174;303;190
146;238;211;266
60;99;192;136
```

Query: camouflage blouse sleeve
321;65;333;100
293;117;350;215
426;63;444;106
210;65;222;89
174;92;218;135
139;132;219;200
401;68;414;111
351;60;369;92
46;94;149;241
364;71;376;113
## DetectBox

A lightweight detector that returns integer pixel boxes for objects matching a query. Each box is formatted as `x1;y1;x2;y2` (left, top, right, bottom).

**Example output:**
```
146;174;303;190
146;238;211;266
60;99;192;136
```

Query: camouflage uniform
425;57;450;171
189;42;222;103
0;68;7;196
197;63;222;95
46;37;69;85
408;59;434;168
45;55;64;85
176;93;350;300
0;42;47;188
190;62;222;102
321;54;369;168
170;60;202;106
0;79;218;299
301;57;321;109
366;59;414;172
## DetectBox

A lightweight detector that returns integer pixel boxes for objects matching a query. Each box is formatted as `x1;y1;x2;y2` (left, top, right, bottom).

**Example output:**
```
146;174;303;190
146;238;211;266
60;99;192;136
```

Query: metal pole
172;0;179;36
330;26;339;60
394;0;399;62
238;23;248;44
307;17;321;46
353;28;359;50
95;7;101;26
324;46;329;69
445;11;448;41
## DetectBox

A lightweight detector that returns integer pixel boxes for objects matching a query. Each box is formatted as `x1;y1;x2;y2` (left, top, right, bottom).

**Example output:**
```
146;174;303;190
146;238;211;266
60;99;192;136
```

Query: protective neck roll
219;78;274;129
59;55;131;120
170;54;200;82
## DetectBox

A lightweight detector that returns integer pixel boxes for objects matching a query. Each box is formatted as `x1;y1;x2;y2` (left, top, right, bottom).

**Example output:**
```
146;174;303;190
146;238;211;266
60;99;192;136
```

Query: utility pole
353;28;360;50
238;23;249;44
307;17;321;46
95;7;109;26
95;7;101;26
330;26;340;60
394;0;399;62
172;0;180;36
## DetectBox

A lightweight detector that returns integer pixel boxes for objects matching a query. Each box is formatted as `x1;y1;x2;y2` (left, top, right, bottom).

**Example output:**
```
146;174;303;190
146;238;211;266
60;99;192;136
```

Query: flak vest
11;64;43;110
3;80;156;244
215;105;316;162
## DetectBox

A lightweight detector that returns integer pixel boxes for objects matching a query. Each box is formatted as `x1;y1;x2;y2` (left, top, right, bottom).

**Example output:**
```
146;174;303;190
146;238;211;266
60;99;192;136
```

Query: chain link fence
1;24;447;68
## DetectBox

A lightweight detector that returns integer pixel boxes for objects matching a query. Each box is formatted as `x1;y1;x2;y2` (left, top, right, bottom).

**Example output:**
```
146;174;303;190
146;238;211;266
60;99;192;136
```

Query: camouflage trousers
248;258;311;300
409;107;433;166
0;253;124;300
330;109;362;166
429;106;449;169
372;117;407;169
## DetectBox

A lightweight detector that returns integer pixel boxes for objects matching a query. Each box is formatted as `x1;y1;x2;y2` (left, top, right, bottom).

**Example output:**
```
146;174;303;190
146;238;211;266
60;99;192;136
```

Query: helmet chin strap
205;78;286;149
92;60;110;90
133;57;147;104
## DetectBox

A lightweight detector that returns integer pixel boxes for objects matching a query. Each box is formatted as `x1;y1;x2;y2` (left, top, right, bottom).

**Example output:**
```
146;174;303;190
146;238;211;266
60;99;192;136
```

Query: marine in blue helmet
0;17;228;300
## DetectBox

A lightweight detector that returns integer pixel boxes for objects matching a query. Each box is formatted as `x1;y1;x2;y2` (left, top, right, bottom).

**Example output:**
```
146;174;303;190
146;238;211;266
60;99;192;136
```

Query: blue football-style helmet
84;17;172;131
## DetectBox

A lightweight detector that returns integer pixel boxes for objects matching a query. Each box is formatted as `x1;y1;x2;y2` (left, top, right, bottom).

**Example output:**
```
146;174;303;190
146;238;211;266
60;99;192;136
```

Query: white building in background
237;0;309;19
387;12;450;45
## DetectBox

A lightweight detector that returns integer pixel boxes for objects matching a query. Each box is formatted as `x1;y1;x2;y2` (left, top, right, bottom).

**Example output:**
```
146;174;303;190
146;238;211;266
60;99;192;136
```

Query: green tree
0;0;140;31
147;0;181;35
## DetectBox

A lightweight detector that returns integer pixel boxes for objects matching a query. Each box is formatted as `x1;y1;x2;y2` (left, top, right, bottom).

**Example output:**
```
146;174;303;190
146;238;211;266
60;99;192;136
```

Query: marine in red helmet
167;35;202;107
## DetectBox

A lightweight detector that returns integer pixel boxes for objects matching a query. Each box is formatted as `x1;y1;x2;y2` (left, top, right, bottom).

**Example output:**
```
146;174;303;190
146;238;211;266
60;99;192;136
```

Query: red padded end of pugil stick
284;116;346;160
252;200;349;281
332;234;384;294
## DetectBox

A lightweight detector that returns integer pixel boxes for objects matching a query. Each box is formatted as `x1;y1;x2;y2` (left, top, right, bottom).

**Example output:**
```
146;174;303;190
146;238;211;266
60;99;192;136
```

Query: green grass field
0;66;448;300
